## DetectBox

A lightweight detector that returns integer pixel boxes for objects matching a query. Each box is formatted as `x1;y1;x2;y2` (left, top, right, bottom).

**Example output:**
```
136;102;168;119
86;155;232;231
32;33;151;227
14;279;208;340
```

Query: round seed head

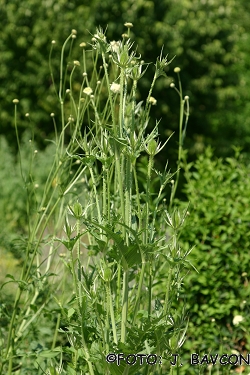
124;22;133;28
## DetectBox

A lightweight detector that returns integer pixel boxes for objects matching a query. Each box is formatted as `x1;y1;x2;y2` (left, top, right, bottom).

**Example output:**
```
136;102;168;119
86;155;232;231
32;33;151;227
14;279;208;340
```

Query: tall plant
0;25;191;375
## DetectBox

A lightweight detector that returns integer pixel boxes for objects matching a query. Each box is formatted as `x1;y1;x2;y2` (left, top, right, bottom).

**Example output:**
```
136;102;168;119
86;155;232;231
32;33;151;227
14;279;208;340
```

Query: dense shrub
177;147;250;366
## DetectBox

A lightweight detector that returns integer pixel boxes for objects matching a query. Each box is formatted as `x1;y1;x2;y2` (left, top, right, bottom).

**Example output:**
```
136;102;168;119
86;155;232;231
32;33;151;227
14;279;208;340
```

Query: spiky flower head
92;27;109;54
111;39;139;69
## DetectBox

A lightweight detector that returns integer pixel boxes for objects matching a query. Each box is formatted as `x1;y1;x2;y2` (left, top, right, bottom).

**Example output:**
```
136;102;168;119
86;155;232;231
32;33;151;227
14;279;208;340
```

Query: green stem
132;163;143;234
69;66;78;117
103;166;108;219
170;72;185;209
81;329;95;375
145;154;154;243
131;79;137;135
49;41;59;100
116;264;121;313
89;166;102;224
114;150;125;233
163;267;173;316
70;249;79;305
76;217;82;308
121;270;129;343
132;261;146;324
125;155;132;238
148;262;152;320
4;288;21;374
107;283;118;344
145;73;157;118
119;67;125;138
102;52;116;133
105;284;110;352
58;34;74;156
51;313;61;350
59;34;73;102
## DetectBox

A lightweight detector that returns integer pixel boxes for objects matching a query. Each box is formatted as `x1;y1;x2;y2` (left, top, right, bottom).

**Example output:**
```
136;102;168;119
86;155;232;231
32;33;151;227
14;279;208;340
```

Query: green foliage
0;134;63;259
1;0;250;158
0;136;26;236
176;147;250;371
0;27;191;375
0;0;95;145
